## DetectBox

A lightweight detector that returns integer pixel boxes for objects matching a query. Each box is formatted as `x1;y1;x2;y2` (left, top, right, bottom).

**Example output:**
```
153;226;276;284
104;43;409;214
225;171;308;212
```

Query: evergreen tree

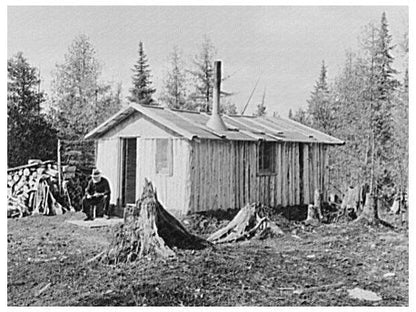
369;12;399;194
328;13;402;200
160;46;188;109
50;35;122;139
8;52;58;167
288;109;293;119
307;61;334;133
129;41;156;105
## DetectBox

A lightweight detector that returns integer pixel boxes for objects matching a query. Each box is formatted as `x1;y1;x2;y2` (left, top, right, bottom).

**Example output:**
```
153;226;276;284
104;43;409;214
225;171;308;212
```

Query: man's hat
92;168;101;177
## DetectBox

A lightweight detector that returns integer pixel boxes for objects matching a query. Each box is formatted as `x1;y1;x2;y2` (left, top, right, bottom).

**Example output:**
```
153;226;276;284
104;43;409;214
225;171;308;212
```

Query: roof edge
267;116;345;145
129;103;197;140
84;106;135;140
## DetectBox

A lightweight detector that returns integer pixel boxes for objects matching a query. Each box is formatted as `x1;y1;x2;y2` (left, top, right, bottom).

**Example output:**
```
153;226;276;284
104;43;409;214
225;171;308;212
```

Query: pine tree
8;52;58;167
129;41;156;105
307;61;333;133
288;109;293;119
50;35;122;139
369;12;399;196
303;14;407;211
160;46;188;109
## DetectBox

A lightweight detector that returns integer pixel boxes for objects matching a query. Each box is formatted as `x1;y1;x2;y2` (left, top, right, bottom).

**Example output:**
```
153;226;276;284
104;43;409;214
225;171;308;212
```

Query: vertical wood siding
96;134;329;214
96;138;120;205
136;138;191;216
189;140;328;212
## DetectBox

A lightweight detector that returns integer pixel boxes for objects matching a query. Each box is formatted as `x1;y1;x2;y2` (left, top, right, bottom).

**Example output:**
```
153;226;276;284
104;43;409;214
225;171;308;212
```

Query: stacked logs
7;160;65;218
7;160;91;218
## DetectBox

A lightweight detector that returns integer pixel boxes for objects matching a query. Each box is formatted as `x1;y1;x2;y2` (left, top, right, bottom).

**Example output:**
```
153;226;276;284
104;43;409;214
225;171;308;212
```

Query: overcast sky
7;6;408;116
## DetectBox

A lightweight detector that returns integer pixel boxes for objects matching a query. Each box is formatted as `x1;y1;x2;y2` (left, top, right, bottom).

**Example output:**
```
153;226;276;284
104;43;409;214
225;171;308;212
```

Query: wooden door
121;138;137;205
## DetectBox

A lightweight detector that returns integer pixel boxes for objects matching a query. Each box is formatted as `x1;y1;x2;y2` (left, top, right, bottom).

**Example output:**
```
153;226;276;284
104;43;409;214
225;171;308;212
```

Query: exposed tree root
354;193;394;229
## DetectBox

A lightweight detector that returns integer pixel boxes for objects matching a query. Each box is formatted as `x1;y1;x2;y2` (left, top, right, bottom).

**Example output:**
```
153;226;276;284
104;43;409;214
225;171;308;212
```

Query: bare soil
7;209;408;306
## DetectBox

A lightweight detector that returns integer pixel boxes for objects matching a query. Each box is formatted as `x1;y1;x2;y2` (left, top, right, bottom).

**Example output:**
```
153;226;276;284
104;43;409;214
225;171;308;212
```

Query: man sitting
82;169;111;221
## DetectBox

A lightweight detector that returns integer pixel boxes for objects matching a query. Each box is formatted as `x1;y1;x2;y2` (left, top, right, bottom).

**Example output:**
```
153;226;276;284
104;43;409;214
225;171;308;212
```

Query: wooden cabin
85;62;344;216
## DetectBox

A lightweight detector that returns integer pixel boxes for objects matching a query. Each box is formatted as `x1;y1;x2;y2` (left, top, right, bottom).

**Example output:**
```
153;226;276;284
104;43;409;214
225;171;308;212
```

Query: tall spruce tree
129;41;156;105
8;52;58;167
369;12;399;196
307;61;333;133
300;13;407;206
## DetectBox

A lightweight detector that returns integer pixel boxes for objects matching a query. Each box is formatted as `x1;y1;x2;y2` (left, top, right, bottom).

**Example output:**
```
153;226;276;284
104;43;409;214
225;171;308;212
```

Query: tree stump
357;193;377;223
354;192;393;228
341;186;359;217
304;204;320;225
105;179;210;264
207;203;284;244
304;189;323;225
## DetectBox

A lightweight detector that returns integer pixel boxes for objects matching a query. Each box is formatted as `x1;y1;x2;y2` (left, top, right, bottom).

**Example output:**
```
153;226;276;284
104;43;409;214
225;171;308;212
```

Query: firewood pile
7;159;90;218
8;160;63;218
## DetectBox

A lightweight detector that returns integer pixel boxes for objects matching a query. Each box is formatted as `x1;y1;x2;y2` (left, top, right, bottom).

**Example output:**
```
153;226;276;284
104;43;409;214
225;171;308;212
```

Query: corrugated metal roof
85;104;344;145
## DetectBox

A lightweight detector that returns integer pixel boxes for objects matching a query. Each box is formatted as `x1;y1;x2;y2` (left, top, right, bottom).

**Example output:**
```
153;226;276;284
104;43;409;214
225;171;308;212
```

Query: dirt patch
7;209;408;306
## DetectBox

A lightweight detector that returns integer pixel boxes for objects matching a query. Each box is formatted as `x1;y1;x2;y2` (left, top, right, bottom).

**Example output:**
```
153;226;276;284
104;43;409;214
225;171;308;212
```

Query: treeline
151;36;238;115
8;35;123;167
7;34;236;167
290;13;408;199
8;11;408;202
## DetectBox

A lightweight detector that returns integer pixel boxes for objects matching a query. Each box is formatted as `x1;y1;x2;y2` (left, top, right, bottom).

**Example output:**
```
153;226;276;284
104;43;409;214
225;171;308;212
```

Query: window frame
257;141;277;176
155;138;173;176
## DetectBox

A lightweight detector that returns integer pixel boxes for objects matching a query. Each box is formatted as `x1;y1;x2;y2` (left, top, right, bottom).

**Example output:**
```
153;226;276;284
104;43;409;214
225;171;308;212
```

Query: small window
155;139;173;175
258;141;276;175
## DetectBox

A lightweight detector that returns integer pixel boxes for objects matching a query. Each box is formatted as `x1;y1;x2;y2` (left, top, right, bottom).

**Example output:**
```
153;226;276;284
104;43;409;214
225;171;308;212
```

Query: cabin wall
136;138;191;217
96;137;120;205
95;112;183;209
189;140;328;212
96;122;328;214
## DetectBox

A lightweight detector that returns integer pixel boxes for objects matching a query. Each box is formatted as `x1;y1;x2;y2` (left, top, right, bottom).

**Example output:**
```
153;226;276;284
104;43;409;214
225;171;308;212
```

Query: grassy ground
7;209;408;306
